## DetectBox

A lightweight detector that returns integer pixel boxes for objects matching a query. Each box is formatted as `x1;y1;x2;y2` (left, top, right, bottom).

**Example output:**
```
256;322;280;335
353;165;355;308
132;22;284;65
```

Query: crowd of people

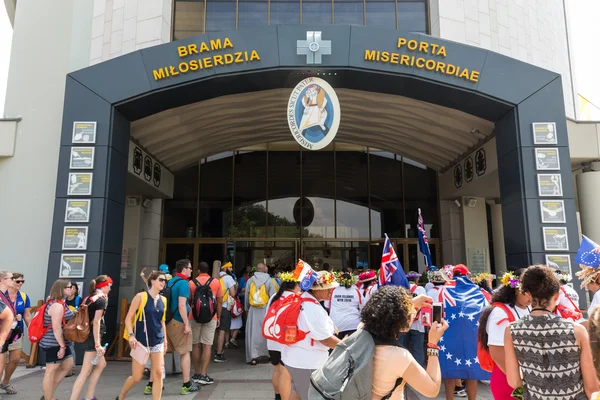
0;258;597;400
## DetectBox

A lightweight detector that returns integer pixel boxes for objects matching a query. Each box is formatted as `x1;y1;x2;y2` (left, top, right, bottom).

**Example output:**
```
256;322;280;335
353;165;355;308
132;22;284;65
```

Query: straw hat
427;266;449;284
576;265;600;288
311;271;339;290
357;270;377;283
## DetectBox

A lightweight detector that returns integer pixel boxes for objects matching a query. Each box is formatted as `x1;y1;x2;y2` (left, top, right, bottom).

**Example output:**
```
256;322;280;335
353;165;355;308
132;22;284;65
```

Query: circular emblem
309;42;320;52
287;77;340;151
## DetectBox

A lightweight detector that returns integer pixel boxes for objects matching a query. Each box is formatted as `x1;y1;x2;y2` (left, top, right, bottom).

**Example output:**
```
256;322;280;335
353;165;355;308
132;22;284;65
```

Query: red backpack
262;293;319;345
556;287;583;321
477;302;515;372
29;301;65;343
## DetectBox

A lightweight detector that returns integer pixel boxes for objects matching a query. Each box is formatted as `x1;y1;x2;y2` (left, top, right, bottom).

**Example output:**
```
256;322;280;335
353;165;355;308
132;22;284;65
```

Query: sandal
250;359;258;365
1;384;16;394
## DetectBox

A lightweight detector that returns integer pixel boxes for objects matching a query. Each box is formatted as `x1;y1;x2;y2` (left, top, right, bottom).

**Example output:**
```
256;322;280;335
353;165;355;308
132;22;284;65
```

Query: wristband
95;345;102;349
427;342;440;350
427;348;439;357
59;346;66;349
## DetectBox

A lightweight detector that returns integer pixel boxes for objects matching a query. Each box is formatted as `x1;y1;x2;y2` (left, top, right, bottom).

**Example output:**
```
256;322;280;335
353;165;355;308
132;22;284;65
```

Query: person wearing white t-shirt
281;271;341;400
577;267;600;317
329;273;362;339
357;270;379;308
266;273;299;400
214;262;237;363
478;270;531;400
400;271;427;366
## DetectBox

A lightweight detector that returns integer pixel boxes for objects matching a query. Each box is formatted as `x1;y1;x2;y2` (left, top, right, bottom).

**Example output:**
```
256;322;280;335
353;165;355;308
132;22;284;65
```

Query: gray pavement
9;344;493;399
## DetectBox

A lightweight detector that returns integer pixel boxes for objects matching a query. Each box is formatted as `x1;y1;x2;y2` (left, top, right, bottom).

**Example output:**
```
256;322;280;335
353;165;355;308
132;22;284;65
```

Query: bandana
175;273;189;281
95;277;113;289
221;262;232;270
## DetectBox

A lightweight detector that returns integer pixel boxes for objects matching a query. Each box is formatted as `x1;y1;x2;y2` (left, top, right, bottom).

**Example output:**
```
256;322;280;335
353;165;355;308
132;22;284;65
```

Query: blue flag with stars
437;276;491;380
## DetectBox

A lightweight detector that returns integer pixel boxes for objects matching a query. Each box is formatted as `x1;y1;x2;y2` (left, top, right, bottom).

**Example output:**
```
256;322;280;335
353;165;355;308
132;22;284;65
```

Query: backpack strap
355;288;362;305
409;284;417;294
560;286;581;311
20;291;27;305
492;302;515;325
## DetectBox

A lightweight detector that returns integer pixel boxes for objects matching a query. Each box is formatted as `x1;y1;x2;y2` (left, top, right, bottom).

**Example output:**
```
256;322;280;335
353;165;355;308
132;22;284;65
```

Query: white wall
0;1;93;305
461;197;491;273
89;0;172;65
430;0;576;119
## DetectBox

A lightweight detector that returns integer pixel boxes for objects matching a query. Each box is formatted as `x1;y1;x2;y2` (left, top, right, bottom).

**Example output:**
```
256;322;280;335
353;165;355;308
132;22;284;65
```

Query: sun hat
427;266;449;283
576;265;600;288
311;271;339;290
357;270;378;283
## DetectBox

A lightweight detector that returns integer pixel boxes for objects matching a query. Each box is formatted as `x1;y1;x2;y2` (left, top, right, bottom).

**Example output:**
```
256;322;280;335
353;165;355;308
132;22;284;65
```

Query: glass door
233;240;298;274
301;241;368;272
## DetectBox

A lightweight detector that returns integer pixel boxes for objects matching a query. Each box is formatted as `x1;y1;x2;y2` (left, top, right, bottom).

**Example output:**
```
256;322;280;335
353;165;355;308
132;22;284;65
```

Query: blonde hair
48;279;71;300
589;307;600;383
0;271;12;281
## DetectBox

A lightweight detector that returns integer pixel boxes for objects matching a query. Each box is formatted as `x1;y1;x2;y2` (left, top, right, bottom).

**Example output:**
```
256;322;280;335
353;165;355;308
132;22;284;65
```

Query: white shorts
149;342;164;354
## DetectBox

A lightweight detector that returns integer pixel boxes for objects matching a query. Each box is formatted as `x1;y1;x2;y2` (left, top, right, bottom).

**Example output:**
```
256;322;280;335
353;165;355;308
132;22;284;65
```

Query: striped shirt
40;301;74;349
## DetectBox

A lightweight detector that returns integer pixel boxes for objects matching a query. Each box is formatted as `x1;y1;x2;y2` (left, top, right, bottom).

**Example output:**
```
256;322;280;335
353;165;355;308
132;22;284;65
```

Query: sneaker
191;374;202;383
229;339;239;348
224;342;231;349
454;389;467;397
480;380;491;385
144;383;152;395
214;353;228;363
198;375;214;385
181;384;201;395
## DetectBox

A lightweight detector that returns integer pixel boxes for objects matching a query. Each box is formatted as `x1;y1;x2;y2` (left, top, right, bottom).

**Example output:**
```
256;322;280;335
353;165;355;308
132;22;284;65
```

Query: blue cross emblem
297;31;332;64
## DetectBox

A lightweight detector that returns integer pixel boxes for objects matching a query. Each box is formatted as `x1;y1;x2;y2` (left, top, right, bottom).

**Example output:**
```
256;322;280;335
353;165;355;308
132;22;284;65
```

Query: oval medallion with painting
287;77;340;150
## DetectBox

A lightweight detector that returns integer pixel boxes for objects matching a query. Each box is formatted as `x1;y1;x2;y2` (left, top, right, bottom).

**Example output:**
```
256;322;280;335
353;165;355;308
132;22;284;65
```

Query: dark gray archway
49;25;580;340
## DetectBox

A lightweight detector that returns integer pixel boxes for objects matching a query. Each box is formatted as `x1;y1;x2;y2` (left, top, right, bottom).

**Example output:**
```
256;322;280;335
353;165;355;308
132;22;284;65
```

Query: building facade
1;0;598;346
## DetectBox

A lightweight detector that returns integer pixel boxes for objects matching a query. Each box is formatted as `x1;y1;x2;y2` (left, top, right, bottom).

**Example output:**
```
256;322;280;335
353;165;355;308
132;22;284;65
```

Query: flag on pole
379;234;409;289
418;208;432;270
575;235;600;268
293;259;318;291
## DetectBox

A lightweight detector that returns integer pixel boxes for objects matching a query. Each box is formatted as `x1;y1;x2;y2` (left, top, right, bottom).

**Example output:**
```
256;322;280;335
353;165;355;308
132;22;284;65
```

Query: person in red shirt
189;261;223;385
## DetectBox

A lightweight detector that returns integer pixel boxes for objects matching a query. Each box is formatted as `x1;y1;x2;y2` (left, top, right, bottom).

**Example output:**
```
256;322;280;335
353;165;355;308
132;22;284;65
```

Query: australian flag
379;234;409;289
575;235;600;268
418;208;432;270
438;276;491;380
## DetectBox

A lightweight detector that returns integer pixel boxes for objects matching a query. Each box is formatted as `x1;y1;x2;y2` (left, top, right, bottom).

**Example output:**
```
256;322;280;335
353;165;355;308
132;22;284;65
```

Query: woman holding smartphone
116;270;168;400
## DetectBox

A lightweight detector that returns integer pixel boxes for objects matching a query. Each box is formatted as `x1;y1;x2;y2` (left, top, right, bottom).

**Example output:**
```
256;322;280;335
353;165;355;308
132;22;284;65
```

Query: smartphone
432;302;443;324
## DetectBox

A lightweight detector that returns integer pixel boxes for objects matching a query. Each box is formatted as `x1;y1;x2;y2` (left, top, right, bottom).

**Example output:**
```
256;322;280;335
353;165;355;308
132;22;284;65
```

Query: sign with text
64;199;91;223
545;254;571;273
69;147;95;169
537;174;563;196
540;200;565;223
543;227;569;251
532;122;557;145
60;254;86;278
62;226;88;250
67;173;93;196
72;122;97;144
535;148;560;170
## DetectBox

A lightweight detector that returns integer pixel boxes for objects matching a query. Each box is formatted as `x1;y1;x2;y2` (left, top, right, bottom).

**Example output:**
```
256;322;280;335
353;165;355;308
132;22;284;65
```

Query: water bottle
91;343;108;365
161;365;166;379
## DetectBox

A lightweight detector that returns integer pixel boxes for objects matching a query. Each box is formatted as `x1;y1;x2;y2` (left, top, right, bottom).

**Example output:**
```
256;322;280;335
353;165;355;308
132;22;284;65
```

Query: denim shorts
149;342;164;354
43;345;73;364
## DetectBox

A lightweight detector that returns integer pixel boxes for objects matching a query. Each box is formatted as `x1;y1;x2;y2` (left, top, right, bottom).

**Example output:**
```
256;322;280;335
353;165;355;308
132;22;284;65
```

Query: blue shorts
43;345;73;364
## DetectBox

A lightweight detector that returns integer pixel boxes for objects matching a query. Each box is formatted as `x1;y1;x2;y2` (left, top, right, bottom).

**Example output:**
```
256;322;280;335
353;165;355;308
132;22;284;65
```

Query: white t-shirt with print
360;283;378;309
558;285;580;312
409;284;427;333
281;292;335;370
220;272;236;309
329;286;362;332
266;291;295;352
426;286;443;302
486;304;530;346
588;290;600;316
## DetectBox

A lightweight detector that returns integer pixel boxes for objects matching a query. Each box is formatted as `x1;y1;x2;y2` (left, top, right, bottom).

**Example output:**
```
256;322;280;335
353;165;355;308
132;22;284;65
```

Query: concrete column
440;200;464;266
489;202;507;277
461;197;491;273
576;170;600;244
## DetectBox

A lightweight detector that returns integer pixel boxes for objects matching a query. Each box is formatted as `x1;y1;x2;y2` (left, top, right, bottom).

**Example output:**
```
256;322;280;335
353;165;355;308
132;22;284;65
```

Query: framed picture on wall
62;226;88;250
64;199;91;223
59;254;86;278
542;227;569;251
545;254;571;273
72;121;97;144
540;200;566;223
535;148;560;170
69;147;95;169
537;174;563;196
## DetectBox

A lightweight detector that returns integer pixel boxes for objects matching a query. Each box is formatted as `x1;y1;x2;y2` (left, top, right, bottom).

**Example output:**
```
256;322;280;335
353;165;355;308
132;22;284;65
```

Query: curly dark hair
520;264;559;309
361;285;413;341
477;268;525;351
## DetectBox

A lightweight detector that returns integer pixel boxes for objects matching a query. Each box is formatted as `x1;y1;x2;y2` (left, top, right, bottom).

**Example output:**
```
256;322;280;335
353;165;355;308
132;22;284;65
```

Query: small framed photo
543;227;569;251
62;226;88;250
535;148;560;170
537;174;563;197
69;147;95;169
72;122;97;144
67;173;93;196
59;254;86;278
64;199;91;223
540;200;566;224
532;122;557;145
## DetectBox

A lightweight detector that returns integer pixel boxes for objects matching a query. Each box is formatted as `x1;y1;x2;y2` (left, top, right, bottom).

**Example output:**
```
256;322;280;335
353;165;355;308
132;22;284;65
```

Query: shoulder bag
130;293;150;365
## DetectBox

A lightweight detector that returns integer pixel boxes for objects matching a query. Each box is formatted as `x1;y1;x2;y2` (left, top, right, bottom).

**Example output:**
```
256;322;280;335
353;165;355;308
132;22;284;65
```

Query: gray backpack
308;329;403;400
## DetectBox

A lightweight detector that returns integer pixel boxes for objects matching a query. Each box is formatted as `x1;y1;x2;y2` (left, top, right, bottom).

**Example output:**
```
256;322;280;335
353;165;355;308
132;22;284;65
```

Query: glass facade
164;143;438;240
173;0;428;39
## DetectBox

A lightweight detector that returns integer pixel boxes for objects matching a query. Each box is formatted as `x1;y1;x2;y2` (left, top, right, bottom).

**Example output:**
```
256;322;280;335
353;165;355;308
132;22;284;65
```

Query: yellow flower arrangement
280;272;298;283
500;271;520;289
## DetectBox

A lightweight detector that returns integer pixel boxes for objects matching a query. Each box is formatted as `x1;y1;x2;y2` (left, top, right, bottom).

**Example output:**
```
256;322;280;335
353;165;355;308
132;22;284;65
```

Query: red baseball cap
453;264;470;276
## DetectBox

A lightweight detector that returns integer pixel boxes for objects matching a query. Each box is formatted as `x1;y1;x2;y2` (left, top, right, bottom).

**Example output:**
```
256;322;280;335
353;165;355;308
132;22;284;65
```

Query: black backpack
163;277;184;324
191;278;216;323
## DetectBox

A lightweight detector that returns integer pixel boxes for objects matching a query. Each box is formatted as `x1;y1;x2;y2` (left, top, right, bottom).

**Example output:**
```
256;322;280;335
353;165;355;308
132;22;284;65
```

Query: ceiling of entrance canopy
130;88;495;172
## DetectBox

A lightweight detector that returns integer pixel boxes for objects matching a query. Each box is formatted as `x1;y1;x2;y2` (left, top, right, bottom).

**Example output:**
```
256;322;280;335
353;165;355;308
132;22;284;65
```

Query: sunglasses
15;280;24;284
66;285;73;289
158;278;167;283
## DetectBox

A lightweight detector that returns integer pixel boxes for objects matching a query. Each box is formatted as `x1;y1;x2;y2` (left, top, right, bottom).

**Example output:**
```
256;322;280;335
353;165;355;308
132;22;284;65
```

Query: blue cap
159;264;169;273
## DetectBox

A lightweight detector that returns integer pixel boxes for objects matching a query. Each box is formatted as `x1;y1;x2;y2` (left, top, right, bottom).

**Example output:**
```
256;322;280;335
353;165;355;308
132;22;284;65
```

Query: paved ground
10;345;493;399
